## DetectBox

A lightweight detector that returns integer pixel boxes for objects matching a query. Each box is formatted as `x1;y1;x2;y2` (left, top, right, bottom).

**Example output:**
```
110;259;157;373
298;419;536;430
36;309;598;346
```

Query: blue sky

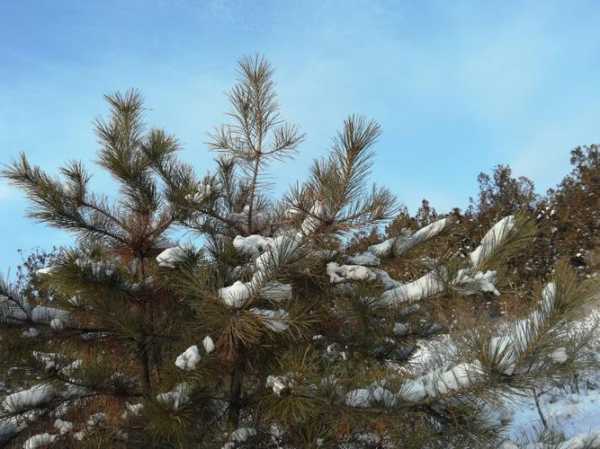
2;0;600;273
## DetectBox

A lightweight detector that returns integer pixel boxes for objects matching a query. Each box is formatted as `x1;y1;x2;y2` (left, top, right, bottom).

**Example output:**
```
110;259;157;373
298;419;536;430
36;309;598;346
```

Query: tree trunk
139;337;152;393
228;358;244;428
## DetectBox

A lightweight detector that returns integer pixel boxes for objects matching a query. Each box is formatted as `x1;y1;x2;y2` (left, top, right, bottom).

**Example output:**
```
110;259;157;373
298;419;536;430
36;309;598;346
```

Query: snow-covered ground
503;307;600;448
505;374;600;446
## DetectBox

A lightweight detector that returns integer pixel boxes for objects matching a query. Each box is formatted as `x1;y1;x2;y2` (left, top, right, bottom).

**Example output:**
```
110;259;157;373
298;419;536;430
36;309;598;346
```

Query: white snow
380;270;445;305
393;217;452;257
399;379;427;402
489;335;518;375
233;234;273;257
219;280;254;308
371;386;397;407
202;336;215;354
261;282;292;302
0;296;29;321
507;386;600;447
364;217;515;307
327;262;376;284
33;352;60;371
301;201;327;234
22;433;56;449
397;361;483;402
470;215;516;268
121;402;144;419
379;267;500;308
86;412;106;427
231;427;257;442
487;282;558;372
73;430;86;441
367;218;452;259
156;383;191;410
345;388;371;408
2;384;56;413
185;183;212;203
254;233;302;273
53;418;73;435
22;328;39;338
345;385;397;408
426;361;483;396
550;347;568;364
220;233;302;308
0;418;18;444
266;375;292;396
228;205;268;233
74;258;117;277
219;201;323;311
222;427;257;449
368;238;394;258
35;266;57;276
156;247;187;268
50;318;65;330
454;269;500;296
373;269;402;290
175;345;201;370
346;252;380;266
393;322;409;336
31;306;69;324
250;308;289;332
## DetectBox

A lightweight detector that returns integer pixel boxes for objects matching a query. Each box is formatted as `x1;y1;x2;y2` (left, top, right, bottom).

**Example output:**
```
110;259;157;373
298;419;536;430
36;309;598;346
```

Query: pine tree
1;56;599;449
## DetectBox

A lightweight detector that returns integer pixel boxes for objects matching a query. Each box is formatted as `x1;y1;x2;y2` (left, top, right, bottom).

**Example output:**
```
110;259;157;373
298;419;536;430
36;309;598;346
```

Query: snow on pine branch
470;215;516;269
379;270;445;306
327;263;376;284
344;279;587;411
217;202;327;309
1;292;70;330
156;383;191;411
23;433;57;449
175;345;201;371
360;215;516;307
218;233;301;307
343;359;484;409
368;216;454;258
156;246;187;268
487;282;568;376
2;384;56;414
314;216;513;306
250;308;289;332
175;336;218;371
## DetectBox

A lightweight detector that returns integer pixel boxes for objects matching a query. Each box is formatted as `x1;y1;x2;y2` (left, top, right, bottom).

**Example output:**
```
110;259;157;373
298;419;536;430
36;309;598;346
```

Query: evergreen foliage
1;56;599;449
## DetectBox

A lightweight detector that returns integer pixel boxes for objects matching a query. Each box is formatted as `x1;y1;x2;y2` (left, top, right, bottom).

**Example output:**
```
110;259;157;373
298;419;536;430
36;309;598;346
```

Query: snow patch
202;336;215;354
175;345;201;370
250;308;289;332
156;247;187;268
2;384;56;413
23;433;56;449
219;281;254;308
327;262;376;284
470;215;515;268
233;234;273;257
156;383;191;410
346;252;380;267
261;282;292;302
53;418;73;435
